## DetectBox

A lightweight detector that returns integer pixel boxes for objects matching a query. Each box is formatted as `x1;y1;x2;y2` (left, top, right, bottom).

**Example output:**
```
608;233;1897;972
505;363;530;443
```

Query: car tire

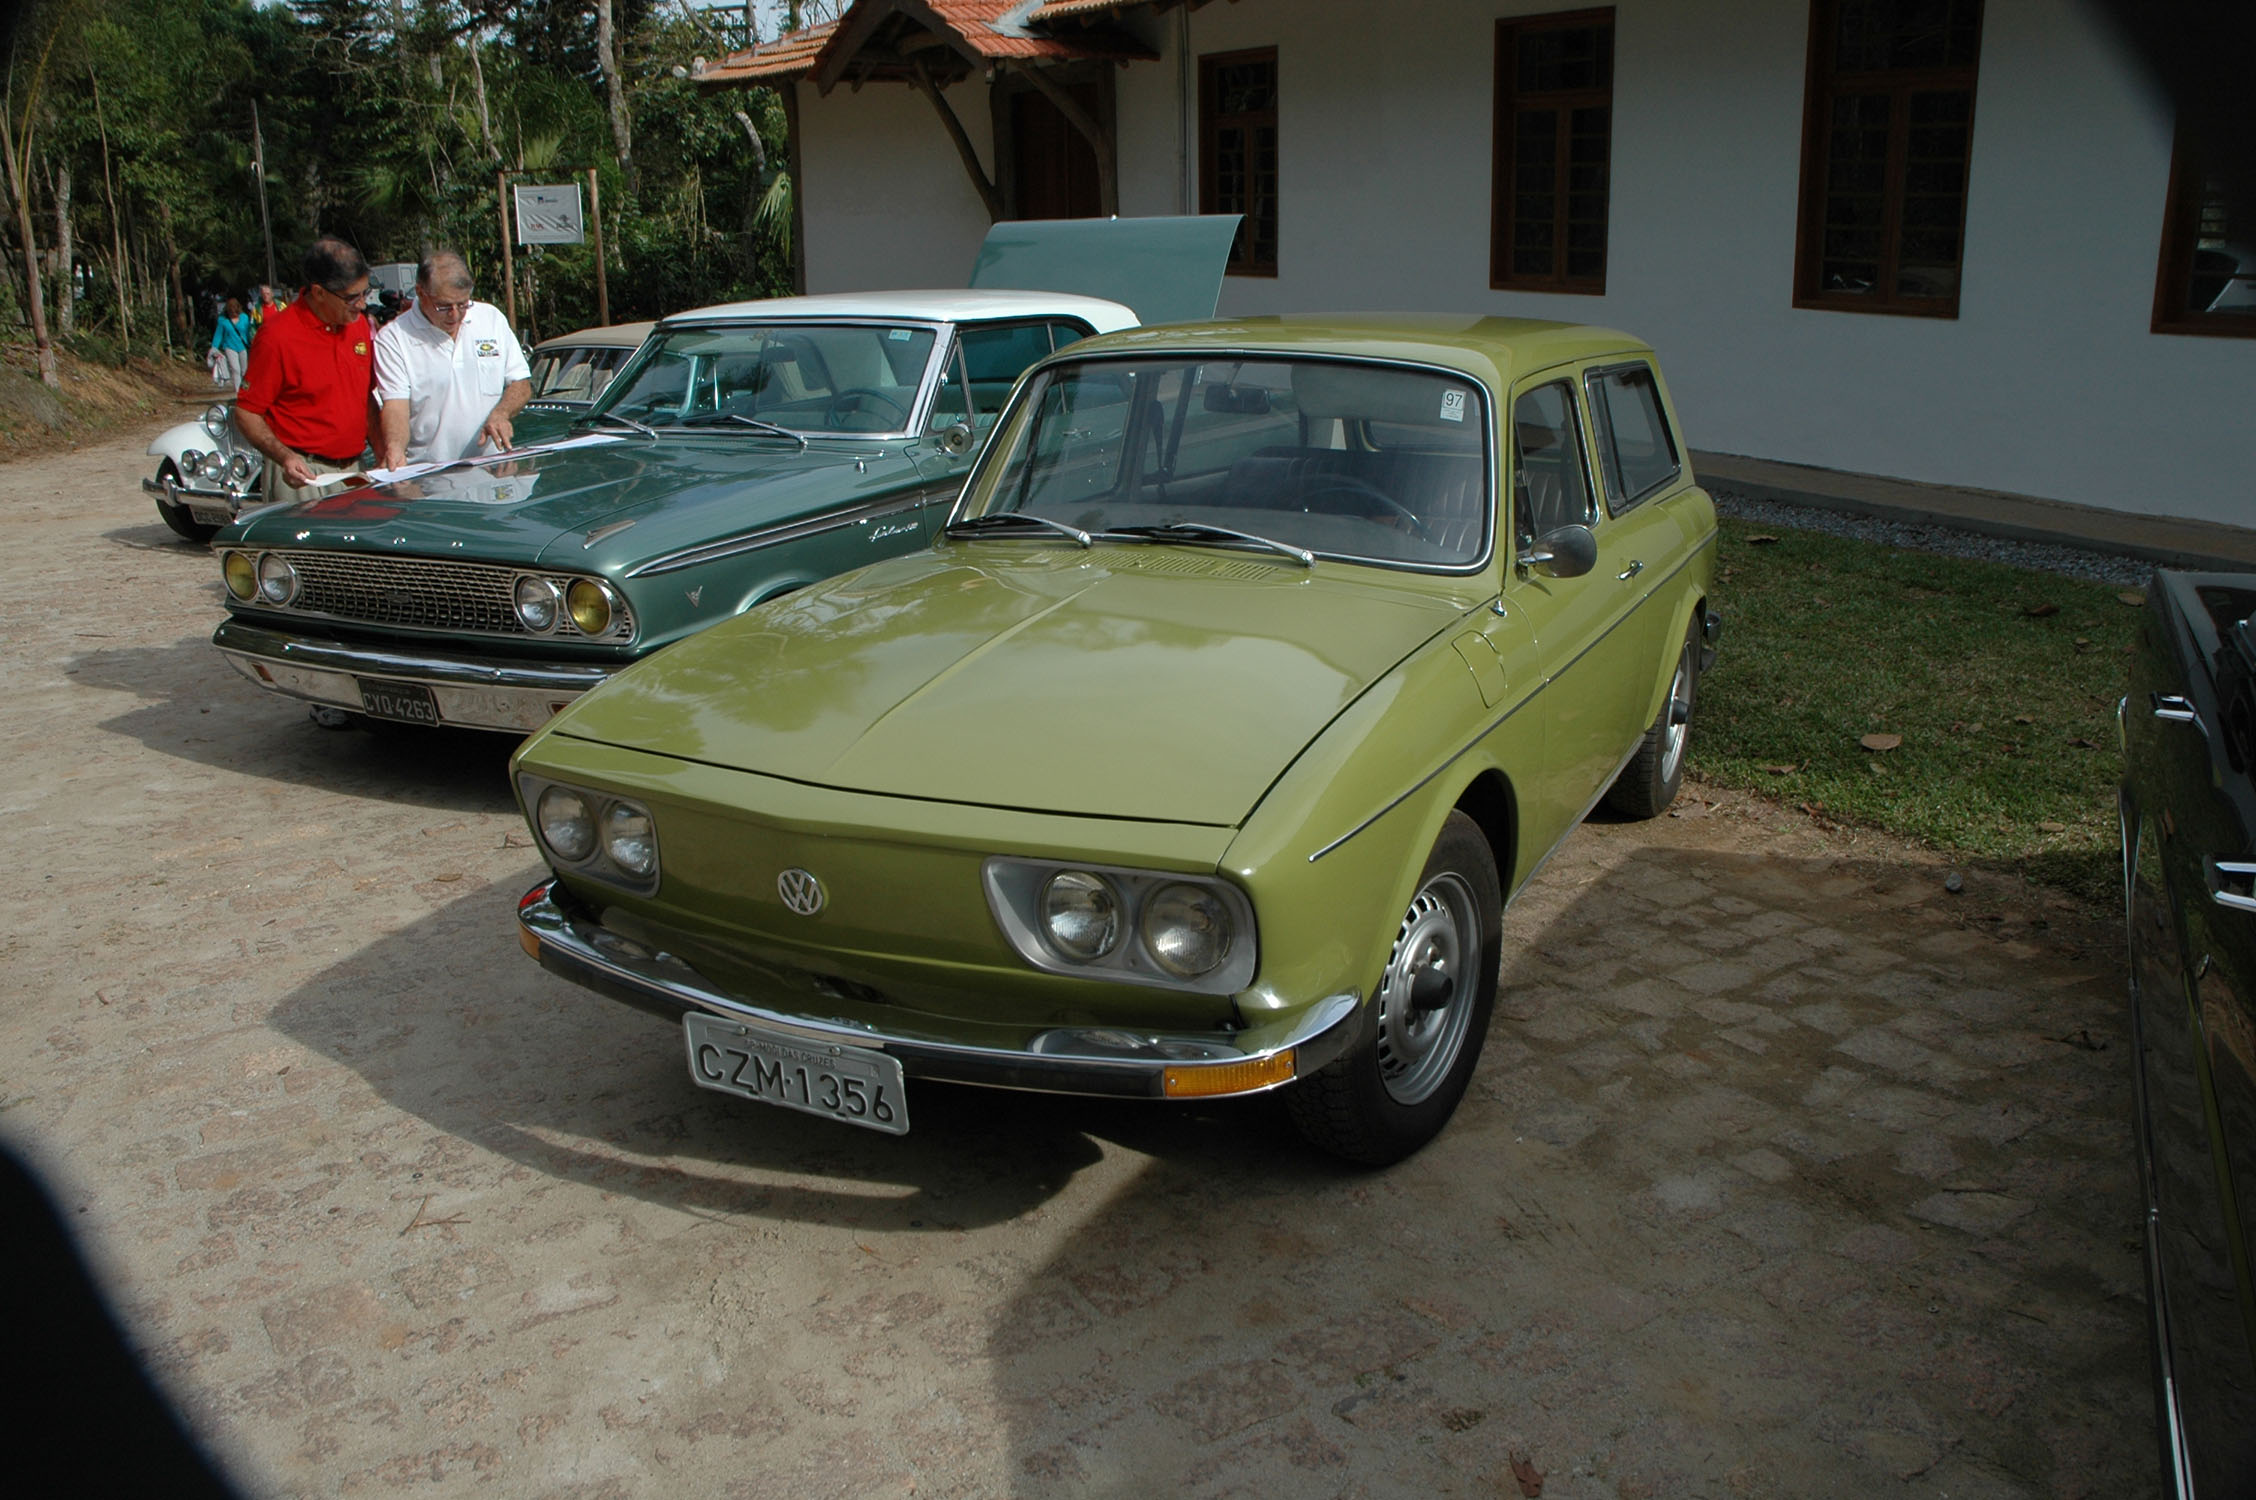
1286;810;1500;1166
153;462;220;544
1605;618;1698;819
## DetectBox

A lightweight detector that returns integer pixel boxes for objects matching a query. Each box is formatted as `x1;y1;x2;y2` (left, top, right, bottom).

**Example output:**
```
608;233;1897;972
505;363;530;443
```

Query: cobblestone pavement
1;427;2157;1498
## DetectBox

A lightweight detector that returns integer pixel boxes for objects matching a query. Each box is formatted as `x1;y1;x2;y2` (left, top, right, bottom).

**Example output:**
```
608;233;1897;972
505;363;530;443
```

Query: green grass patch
1688;516;2141;904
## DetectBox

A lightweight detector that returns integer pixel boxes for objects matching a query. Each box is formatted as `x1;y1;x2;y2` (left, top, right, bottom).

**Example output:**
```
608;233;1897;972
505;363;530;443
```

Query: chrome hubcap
1374;871;1477;1105
1659;646;1693;784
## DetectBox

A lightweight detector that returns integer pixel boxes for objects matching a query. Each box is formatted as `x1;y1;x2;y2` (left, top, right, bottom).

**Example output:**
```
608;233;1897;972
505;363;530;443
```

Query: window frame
1199;47;1280;279
1582;359;1683;514
2151;123;2256;340
1509;373;1601;546
1490;7;1617;296
1790;0;1986;320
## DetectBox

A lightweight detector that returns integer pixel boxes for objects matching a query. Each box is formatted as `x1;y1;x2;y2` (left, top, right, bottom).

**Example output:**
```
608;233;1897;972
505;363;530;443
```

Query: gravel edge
1708;486;2154;589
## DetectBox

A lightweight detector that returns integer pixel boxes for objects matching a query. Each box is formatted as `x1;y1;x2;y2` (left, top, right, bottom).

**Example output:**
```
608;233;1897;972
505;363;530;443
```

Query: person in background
250;284;283;326
208;296;255;390
372;249;531;469
232;236;378;506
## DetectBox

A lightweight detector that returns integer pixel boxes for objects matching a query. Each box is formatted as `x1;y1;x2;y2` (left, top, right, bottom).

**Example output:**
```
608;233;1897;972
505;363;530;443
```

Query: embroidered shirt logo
354;341;368;356
476;339;499;357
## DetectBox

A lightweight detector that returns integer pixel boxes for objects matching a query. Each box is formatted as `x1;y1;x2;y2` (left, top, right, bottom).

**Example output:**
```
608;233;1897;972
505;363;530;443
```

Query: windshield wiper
1098;522;1314;567
579;410;658;440
942;512;1092;547
676;412;810;449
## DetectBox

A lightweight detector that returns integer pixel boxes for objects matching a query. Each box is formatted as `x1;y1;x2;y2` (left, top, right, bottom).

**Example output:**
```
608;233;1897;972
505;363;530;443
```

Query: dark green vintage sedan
510;315;1721;1163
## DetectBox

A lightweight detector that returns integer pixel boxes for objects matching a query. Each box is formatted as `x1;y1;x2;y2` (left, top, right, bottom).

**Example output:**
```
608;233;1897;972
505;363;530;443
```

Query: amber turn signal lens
1161;1051;1294;1098
222;551;257;600
518;924;542;960
565;578;613;635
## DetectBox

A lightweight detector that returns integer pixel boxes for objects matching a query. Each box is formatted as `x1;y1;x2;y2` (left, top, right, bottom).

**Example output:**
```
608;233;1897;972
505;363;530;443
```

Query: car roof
533;321;655;352
1059;314;1656;388
662;289;1140;332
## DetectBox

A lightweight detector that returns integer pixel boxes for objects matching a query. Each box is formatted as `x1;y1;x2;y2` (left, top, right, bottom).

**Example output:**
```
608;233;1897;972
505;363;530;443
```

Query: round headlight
603;801;657;878
229;453;255;482
255;553;298;604
200;452;229;480
1139;883;1233;978
565;578;614;636
181;448;204;473
221;551;257;600
203;403;230;432
1042;872;1120;962
536;786;597;863
514;576;561;633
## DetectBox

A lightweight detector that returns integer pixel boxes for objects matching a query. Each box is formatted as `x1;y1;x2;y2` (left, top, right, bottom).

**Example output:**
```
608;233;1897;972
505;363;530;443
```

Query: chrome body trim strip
629;490;938;577
517;880;1360;1099
1306;528;1717;864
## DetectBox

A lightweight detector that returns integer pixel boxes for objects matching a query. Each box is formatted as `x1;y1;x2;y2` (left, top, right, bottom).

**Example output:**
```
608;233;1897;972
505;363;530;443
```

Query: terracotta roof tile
694;0;1152;89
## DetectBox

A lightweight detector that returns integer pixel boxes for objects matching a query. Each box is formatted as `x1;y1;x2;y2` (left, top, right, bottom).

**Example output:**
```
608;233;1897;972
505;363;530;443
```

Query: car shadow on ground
105;521;214;556
263;877;1347;1239
966;841;2153;1497
69;635;522;814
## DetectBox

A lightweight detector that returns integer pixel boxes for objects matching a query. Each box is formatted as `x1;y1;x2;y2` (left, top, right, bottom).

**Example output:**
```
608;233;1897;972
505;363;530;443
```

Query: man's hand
280;453;318;489
479;411;515;453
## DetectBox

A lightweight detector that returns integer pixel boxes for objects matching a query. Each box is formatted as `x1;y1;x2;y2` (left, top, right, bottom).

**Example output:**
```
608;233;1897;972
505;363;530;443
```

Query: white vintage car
143;401;264;543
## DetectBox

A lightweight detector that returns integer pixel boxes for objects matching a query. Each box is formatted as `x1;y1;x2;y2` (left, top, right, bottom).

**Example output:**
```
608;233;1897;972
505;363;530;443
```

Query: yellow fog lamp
1162;1051;1294;1098
221;551;258;600
565;578;616;636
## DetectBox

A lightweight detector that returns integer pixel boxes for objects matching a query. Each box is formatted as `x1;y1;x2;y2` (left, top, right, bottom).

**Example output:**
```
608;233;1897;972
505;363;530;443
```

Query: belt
300;451;364;466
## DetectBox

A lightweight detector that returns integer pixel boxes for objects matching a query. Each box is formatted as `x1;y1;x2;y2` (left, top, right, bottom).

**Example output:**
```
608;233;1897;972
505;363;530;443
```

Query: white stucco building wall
788;0;2254;527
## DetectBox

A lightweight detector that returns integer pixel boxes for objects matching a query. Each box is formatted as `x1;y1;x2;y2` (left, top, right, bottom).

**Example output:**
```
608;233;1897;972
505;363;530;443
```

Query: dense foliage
0;0;795;363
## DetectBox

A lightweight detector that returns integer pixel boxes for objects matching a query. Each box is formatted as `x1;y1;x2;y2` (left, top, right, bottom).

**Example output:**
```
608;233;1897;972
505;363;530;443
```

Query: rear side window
957;322;1075;419
1585;362;1680;509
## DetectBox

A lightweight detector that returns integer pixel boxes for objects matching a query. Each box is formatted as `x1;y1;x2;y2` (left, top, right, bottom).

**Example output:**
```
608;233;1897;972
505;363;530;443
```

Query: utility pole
251;99;276;287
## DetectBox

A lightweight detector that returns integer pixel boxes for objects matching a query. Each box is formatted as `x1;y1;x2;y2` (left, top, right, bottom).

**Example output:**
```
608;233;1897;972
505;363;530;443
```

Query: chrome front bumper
214;617;617;733
143;472;248;524
516;879;1362;1100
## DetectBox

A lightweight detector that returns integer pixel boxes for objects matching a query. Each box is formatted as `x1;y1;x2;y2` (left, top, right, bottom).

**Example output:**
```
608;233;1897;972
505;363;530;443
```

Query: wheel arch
1450;767;1519;898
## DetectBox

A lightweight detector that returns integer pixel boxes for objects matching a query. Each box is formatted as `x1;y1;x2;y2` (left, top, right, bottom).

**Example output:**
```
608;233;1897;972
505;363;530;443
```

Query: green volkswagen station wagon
511;315;1720;1163
208;217;1238;735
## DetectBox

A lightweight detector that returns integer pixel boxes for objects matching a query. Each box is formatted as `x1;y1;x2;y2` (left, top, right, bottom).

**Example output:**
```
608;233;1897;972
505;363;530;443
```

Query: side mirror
939;422;975;457
1519;523;1597;579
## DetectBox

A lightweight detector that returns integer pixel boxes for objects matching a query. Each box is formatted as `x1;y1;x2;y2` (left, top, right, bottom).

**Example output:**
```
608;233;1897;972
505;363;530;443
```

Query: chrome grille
267;552;633;640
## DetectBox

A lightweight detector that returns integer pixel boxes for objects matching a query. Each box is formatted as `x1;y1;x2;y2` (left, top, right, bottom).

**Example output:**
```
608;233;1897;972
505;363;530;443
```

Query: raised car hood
551;548;1470;826
968;215;1240;327
226;438;878;565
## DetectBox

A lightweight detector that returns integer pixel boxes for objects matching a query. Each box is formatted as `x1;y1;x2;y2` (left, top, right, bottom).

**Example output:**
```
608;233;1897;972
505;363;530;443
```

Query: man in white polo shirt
372;250;532;469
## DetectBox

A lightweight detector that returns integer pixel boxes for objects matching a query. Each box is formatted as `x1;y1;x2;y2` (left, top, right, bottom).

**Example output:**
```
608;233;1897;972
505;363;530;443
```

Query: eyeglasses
425;300;474;316
321;285;371;308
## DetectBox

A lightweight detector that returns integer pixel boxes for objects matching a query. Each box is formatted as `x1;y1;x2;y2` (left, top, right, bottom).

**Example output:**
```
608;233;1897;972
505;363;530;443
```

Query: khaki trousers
261;453;363;507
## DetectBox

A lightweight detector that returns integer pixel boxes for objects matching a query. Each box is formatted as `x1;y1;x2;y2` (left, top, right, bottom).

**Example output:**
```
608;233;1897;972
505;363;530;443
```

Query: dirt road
0;425;2155;1497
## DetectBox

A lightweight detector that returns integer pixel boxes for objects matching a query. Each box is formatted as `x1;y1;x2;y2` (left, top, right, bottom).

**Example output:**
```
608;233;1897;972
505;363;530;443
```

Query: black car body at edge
2121;568;2256;1499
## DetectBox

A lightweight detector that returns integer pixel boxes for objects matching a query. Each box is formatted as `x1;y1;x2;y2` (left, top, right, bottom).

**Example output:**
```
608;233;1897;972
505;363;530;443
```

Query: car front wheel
1286;810;1500;1165
153;462;219;544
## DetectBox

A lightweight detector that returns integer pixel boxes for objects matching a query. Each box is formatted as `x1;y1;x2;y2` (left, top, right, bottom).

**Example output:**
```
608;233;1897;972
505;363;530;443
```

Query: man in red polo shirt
234;236;380;505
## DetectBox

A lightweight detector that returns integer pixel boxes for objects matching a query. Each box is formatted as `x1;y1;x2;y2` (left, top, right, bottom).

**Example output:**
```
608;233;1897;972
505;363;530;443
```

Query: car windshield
529;343;636;403
592;322;939;434
964;356;1492;569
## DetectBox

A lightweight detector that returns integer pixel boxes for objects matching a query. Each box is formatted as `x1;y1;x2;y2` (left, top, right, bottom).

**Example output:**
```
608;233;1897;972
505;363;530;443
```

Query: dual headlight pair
180;448;256;488
221;550;299;605
532;783;659;889
514;576;622;637
984;859;1257;995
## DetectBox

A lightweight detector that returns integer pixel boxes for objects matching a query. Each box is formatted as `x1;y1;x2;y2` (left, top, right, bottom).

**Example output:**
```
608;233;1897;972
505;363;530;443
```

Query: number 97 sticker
1439;389;1466;423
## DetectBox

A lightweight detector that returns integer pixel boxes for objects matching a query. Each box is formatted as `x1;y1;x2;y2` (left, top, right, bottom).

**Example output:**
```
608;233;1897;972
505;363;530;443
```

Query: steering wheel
822;387;911;429
1299;475;1437;543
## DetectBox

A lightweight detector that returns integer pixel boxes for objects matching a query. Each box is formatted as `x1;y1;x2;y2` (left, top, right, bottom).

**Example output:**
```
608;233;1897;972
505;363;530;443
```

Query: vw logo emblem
777;868;826;916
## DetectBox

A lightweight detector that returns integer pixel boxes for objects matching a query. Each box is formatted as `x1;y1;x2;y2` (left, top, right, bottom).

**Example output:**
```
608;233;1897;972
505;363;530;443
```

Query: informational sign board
513;184;586;245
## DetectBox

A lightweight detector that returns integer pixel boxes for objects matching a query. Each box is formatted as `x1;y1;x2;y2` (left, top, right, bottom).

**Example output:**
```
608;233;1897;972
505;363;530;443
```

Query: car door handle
1617;559;1644;581
2210;859;2256;914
